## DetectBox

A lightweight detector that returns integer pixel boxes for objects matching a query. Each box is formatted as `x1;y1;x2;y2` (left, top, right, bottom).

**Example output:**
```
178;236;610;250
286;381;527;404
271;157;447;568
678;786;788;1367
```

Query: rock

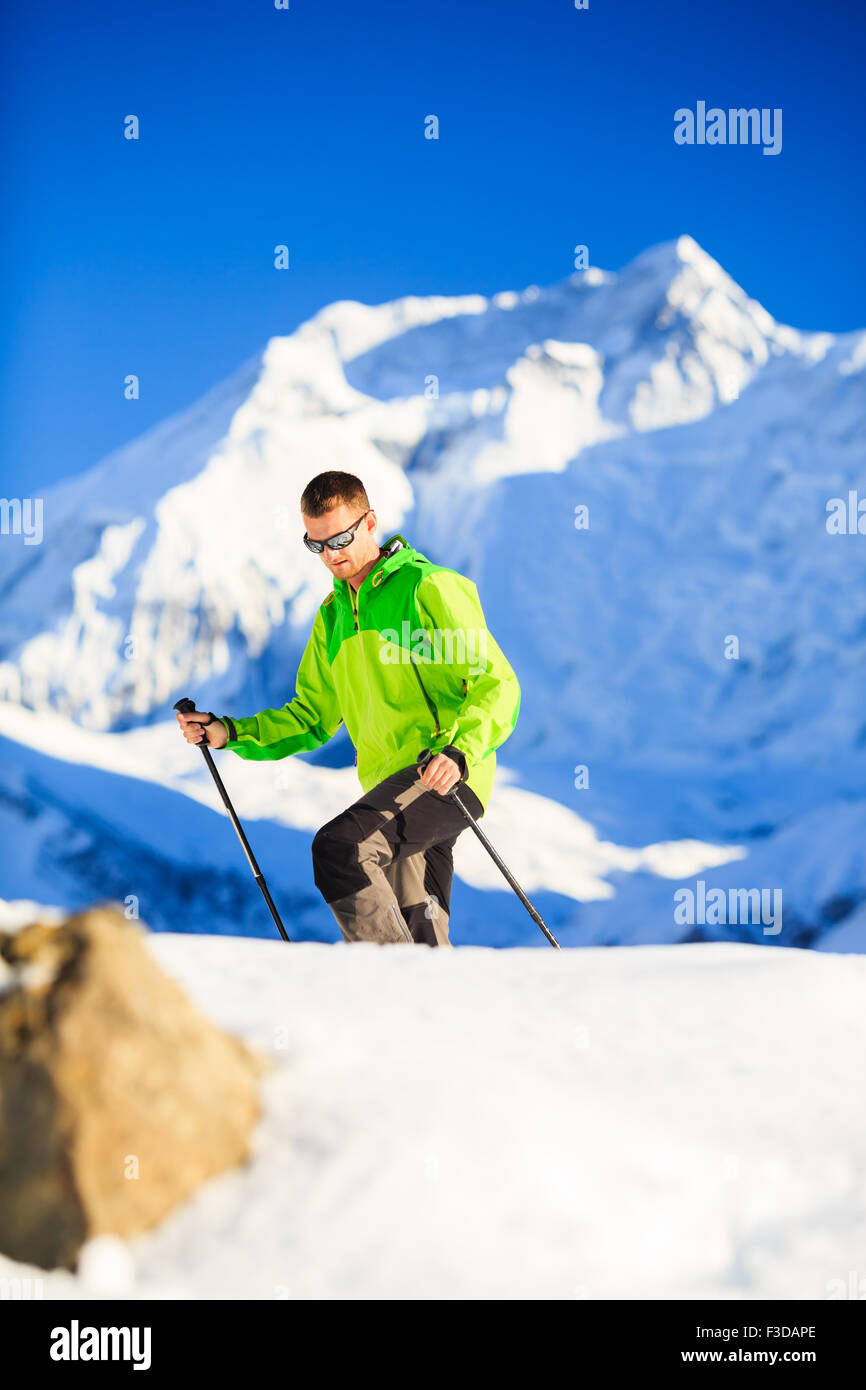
0;906;262;1270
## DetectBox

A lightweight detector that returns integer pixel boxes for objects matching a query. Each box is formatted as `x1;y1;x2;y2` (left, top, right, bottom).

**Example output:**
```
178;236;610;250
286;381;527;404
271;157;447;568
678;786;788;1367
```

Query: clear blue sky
1;0;863;498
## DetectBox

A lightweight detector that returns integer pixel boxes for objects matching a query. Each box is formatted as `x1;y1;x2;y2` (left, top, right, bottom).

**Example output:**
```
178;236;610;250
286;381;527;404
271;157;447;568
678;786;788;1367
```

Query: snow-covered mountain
1;235;864;948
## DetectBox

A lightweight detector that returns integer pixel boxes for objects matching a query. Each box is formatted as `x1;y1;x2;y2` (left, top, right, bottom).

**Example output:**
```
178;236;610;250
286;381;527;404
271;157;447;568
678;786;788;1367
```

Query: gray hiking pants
311;760;484;947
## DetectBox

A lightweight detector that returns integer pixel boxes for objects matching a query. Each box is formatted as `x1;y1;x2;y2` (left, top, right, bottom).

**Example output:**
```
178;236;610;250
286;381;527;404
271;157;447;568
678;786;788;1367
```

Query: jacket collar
333;533;414;599
375;533;412;576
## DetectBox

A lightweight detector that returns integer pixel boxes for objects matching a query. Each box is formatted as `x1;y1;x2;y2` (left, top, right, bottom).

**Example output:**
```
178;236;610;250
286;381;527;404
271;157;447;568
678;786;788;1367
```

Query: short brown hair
300;471;370;519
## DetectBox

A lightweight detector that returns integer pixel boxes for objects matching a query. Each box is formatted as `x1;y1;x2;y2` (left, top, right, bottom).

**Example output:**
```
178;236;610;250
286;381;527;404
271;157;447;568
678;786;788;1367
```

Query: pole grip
174;696;214;746
417;746;460;797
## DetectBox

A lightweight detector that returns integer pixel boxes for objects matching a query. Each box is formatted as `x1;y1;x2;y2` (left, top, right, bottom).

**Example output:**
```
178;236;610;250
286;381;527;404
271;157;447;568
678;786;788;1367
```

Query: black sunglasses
303;510;371;554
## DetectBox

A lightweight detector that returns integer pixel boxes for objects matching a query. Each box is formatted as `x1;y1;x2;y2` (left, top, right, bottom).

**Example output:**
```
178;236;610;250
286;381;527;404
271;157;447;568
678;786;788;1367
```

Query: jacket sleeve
415;569;521;777
219;608;342;761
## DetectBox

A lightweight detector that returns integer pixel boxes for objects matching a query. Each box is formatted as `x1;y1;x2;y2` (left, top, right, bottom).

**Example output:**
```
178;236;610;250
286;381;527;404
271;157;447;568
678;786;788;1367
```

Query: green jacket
219;534;521;811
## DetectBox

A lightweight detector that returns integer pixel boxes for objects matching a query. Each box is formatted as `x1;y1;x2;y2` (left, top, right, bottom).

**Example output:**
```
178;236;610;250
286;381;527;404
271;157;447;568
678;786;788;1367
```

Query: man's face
302;502;378;580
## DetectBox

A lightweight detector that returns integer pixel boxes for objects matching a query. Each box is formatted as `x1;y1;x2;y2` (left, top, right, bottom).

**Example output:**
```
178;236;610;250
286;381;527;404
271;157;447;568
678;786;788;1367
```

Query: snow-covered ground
2;932;863;1300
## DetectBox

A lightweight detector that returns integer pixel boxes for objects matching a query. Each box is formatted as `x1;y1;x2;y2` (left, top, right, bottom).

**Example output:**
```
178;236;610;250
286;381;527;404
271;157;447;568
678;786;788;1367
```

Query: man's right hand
175;708;229;749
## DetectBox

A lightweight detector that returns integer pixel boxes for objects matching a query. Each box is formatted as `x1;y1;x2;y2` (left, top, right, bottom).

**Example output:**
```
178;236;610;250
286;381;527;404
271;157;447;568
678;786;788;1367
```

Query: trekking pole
174;698;291;943
417;749;561;949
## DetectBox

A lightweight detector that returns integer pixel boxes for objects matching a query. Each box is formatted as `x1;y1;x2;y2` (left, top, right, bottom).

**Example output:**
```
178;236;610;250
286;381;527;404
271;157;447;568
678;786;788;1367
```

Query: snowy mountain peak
635;232;729;281
620;234;750;306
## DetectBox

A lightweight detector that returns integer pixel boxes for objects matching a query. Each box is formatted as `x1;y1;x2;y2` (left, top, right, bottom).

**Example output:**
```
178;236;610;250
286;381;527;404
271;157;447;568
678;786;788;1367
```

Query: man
176;470;521;946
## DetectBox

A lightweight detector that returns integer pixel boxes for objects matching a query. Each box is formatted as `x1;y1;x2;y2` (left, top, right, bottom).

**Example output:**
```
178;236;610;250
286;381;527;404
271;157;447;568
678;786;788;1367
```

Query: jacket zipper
349;582;390;766
350;588;360;765
390;902;413;943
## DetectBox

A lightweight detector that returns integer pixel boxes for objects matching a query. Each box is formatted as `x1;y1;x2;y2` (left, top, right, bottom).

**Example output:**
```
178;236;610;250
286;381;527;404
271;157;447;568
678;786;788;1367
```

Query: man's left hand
419;752;462;795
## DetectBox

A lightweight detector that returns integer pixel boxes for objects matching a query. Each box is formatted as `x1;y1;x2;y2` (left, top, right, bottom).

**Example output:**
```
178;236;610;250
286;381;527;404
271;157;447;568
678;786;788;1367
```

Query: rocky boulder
0;906;262;1270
